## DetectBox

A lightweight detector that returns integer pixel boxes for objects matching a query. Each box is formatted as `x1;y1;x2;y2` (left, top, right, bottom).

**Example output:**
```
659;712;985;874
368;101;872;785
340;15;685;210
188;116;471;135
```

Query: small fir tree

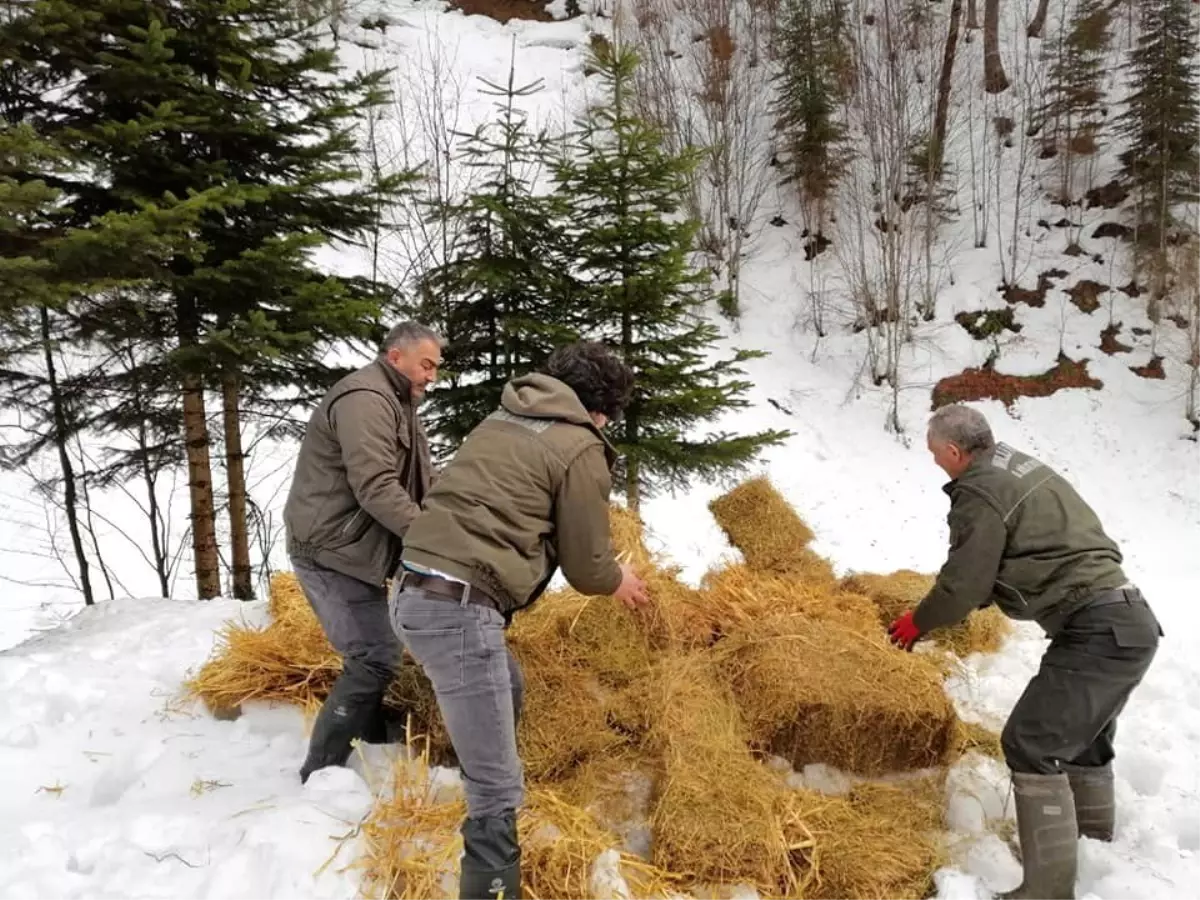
554;42;790;511
1118;0;1200;230
1043;0;1111;204
418;63;577;454
1117;0;1199;312
771;0;853;234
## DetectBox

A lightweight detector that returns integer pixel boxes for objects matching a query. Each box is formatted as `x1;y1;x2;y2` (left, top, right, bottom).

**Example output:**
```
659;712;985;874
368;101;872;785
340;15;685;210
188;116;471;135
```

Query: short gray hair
928;404;995;453
380;320;443;353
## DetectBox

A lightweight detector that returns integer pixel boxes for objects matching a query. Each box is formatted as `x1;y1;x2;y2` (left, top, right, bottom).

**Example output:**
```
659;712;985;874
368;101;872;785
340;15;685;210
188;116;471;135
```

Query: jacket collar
942;444;1001;495
373;358;415;406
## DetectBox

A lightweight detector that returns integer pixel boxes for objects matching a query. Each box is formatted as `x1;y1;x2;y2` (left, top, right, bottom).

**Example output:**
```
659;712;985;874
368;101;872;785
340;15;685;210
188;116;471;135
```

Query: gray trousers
292;561;400;681
389;585;525;819
1002;588;1161;774
292;558;401;712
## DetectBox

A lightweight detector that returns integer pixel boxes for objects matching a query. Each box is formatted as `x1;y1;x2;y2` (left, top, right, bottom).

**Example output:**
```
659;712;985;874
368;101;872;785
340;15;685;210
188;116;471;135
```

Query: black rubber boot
459;811;521;900
1000;771;1078;899
360;699;409;745
1063;762;1115;841
299;665;386;783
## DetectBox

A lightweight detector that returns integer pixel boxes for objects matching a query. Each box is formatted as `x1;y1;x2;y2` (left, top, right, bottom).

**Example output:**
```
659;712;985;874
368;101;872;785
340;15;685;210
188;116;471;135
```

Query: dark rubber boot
1000;772;1078;899
360;699;409;745
299;673;383;783
459;811;521;899
1064;763;1115;841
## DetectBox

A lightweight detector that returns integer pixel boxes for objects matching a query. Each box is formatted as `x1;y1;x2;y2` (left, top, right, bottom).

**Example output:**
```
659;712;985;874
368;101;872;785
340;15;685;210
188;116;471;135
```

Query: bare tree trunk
984;0;1010;92
40;305;94;606
182;372;222;599
140;448;170;597
76;458;116;601
966;0;981;30
932;0;965;172
1027;0;1050;37
624;452;641;513
221;372;252;600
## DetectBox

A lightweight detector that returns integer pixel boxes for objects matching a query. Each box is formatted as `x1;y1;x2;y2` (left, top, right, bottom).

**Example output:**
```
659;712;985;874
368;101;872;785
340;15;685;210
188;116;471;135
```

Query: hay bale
708;478;835;586
840;570;1012;657
699;564;881;637
508;596;634;782
805;776;946;899
952;719;1004;761
186;572;341;715
643;653;809;897
717;614;959;777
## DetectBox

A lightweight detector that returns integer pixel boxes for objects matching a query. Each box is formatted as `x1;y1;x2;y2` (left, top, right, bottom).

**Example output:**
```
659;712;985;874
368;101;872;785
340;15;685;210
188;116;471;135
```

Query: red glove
887;610;921;651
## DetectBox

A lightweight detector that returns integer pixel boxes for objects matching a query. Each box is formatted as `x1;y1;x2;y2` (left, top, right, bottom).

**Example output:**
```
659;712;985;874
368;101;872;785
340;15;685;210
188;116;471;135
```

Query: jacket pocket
994;579;1029;608
335;508;372;548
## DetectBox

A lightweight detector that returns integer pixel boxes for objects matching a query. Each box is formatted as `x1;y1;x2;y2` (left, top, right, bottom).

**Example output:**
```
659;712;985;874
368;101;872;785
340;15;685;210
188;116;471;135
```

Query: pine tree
554;42;790;511
1118;0;1200;223
1043;0;1111;204
417;60;578;454
1;0;409;599
1117;0;1200;312
771;0;853;236
0;117;221;605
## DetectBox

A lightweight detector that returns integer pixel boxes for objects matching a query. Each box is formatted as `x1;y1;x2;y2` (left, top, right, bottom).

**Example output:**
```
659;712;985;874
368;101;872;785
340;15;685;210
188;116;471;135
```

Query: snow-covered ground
2;2;1198;898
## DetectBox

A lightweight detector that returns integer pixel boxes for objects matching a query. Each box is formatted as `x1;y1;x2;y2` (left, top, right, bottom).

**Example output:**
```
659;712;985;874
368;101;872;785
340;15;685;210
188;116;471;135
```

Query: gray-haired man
887;404;1161;899
283;321;443;782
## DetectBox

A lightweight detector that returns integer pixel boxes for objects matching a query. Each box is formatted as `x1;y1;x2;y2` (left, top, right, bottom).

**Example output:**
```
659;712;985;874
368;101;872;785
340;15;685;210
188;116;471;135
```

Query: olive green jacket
401;373;623;615
913;443;1127;636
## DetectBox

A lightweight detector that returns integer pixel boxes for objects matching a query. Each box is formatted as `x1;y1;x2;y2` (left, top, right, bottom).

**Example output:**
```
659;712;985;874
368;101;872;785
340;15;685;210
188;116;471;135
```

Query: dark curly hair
543;341;635;421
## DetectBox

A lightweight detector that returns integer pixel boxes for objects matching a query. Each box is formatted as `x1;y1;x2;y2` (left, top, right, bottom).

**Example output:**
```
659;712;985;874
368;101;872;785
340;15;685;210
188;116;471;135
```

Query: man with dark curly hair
391;340;649;900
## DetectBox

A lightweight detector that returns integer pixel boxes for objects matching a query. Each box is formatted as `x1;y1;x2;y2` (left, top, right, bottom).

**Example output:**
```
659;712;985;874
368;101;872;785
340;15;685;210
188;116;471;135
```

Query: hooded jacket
400;372;623;614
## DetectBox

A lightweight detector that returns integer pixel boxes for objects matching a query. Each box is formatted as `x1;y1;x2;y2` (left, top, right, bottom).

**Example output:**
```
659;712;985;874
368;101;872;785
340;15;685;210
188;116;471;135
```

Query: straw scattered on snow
186;477;1018;899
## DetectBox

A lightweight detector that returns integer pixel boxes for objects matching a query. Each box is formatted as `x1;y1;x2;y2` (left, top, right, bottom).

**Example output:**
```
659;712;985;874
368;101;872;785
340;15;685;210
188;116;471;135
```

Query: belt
1085;583;1144;609
396;568;499;611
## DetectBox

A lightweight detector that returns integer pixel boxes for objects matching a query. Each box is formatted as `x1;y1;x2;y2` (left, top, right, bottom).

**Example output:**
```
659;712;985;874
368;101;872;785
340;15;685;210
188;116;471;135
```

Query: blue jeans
389;585;525;819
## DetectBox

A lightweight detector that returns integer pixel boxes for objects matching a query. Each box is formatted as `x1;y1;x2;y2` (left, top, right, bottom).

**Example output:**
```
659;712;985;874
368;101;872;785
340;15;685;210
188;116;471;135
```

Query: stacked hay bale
187;477;1004;900
708;477;837;587
641;652;808;895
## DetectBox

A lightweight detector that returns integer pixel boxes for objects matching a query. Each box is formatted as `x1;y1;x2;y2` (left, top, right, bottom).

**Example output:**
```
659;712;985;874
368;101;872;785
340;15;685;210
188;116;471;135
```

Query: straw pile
803;777;946;899
698;564;881;637
187;476;1014;900
360;740;679;900
187;571;340;717
841;569;1011;657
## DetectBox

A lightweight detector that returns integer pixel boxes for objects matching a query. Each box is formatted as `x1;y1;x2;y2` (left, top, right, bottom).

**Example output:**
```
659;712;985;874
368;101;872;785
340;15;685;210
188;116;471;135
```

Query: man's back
401;372;622;615
954;443;1127;628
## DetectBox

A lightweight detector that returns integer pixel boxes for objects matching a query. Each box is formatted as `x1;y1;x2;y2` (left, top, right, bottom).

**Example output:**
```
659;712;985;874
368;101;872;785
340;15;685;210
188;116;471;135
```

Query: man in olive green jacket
283;321;441;783
888;404;1161;900
391;341;649;900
